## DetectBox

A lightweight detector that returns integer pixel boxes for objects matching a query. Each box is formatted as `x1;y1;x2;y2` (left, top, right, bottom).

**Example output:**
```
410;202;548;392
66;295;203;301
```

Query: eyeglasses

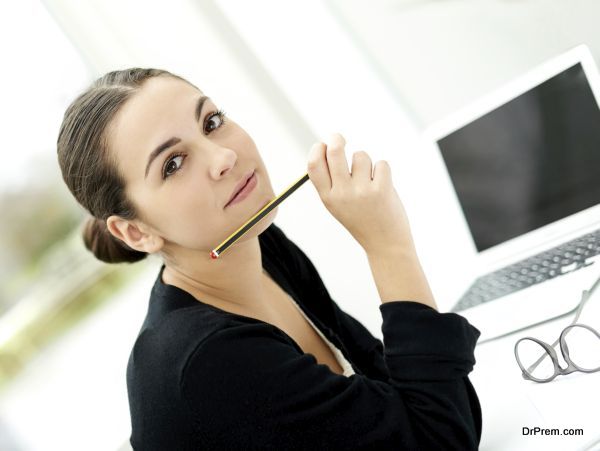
514;272;600;383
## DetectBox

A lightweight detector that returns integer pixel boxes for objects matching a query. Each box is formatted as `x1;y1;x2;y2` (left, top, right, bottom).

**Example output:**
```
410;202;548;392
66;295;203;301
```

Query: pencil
209;172;310;259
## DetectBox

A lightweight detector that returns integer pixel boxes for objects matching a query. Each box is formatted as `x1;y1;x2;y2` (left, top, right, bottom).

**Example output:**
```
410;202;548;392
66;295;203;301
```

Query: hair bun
82;216;147;264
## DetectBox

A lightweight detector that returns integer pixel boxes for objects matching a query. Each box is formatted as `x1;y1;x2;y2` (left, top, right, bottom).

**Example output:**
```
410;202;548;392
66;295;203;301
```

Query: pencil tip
209;250;219;259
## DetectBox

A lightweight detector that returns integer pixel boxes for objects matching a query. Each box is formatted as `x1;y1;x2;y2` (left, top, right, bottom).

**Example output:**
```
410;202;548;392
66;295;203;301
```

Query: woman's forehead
109;77;203;163
125;76;202;116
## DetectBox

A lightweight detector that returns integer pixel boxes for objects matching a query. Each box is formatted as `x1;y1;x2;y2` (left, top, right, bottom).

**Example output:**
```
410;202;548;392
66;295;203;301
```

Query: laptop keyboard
450;228;600;312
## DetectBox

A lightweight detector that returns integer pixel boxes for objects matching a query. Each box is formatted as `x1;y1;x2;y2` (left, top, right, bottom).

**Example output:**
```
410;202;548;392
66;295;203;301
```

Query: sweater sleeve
180;301;482;450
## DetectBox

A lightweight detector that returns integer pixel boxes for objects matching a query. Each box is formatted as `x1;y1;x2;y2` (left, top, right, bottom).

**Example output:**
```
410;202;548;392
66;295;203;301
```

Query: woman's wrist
365;245;438;311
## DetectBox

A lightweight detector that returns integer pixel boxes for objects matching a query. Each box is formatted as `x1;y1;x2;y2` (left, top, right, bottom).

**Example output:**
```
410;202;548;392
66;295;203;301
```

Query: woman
57;68;482;450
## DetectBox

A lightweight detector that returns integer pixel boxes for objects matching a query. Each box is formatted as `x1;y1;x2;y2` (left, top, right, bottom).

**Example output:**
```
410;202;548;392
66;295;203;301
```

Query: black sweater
126;222;482;450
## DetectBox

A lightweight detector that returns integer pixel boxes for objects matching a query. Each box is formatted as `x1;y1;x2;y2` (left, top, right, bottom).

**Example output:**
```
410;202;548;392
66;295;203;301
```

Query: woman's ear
106;215;164;254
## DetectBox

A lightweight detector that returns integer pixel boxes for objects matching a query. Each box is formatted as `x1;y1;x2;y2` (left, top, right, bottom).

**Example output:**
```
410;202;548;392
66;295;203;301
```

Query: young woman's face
107;76;277;253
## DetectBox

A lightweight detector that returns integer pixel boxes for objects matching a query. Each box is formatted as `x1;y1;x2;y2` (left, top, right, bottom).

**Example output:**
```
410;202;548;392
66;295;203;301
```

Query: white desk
470;288;600;450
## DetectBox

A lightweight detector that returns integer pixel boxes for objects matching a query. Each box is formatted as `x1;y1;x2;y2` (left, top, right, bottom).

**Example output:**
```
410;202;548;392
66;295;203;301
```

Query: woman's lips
225;172;257;208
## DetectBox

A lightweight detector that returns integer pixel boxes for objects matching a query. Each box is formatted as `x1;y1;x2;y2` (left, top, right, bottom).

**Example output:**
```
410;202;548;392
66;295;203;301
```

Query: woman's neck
161;237;274;313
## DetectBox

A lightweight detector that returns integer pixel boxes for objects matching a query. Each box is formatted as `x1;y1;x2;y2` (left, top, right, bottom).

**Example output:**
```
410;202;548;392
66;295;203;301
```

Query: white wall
327;0;600;128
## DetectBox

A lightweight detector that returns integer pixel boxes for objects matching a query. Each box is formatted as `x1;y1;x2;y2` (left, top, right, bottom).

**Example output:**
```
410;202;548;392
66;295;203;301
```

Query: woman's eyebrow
144;95;210;179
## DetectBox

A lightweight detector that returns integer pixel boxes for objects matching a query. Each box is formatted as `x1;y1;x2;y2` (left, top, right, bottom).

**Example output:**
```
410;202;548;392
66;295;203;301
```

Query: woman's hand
307;133;417;256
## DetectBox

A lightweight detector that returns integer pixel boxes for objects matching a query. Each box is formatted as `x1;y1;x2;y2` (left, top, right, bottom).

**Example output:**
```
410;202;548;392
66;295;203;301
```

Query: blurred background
1;0;599;449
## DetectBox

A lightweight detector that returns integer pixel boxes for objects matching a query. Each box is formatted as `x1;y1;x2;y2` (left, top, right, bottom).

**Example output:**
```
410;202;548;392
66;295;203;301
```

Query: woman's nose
207;145;238;179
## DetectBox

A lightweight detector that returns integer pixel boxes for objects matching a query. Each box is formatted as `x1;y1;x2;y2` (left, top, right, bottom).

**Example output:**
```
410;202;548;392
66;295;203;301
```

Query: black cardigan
126;222;482;450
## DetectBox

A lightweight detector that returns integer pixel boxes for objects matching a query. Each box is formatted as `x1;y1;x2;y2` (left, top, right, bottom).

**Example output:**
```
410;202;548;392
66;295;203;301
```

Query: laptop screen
438;63;600;253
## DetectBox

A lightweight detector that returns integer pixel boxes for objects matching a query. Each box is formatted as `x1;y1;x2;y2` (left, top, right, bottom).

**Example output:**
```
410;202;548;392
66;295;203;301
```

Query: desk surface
470;287;600;451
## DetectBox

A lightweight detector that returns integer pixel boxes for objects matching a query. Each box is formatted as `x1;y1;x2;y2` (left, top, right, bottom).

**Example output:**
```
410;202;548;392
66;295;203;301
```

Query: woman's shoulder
128;304;226;368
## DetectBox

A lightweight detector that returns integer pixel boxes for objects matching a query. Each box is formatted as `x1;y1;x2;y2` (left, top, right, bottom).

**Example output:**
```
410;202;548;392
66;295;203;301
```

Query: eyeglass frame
513;271;600;383
515;323;600;383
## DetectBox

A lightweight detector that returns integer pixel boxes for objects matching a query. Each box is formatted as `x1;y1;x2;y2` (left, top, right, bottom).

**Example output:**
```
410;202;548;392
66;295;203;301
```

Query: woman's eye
204;109;227;134
162;154;185;179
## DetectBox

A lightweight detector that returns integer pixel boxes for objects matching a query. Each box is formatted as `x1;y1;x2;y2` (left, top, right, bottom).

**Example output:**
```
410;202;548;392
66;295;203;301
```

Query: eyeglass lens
562;325;600;371
516;339;555;381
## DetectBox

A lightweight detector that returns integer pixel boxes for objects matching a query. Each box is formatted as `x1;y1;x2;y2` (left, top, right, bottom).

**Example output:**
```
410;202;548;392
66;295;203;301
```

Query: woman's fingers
307;132;351;193
307;141;332;192
351;151;373;182
307;133;415;255
325;133;351;187
372;159;392;189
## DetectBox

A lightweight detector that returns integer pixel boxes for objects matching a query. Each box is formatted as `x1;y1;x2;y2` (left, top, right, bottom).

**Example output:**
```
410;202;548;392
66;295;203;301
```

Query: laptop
422;44;600;343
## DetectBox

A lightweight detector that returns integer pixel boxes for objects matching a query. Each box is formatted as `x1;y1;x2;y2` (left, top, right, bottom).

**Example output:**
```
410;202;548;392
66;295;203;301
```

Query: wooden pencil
209;172;310;259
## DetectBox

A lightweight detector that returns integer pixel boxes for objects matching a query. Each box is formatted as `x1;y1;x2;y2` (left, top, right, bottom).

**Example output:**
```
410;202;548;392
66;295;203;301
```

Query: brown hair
57;68;193;264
